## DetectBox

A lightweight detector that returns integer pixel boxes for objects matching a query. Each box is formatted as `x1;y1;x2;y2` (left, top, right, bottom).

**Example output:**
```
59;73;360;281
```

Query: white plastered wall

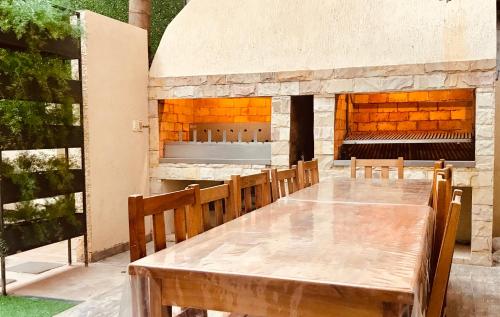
80;11;149;260
151;0;496;77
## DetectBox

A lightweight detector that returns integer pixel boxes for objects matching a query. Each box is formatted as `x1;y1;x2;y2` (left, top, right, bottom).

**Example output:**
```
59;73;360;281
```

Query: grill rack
343;131;473;144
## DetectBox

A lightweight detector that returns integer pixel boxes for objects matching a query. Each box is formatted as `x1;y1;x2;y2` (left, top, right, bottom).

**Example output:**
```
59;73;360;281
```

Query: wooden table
129;178;434;317
286;177;433;206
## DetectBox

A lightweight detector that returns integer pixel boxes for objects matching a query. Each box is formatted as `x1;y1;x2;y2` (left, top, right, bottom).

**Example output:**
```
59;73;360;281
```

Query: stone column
313;97;335;179
148;99;164;195
471;87;496;266
271;96;291;168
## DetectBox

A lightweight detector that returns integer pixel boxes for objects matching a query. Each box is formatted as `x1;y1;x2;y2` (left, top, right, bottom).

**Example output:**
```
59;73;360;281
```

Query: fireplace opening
159;97;272;164
334;89;475;165
290;96;314;166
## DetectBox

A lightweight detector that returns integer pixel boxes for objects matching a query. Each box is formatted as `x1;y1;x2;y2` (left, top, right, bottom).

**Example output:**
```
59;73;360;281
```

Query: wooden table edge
127;264;416;305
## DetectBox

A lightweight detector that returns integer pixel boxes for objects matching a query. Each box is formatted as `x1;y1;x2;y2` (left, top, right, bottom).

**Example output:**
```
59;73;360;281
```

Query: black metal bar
67;238;72;265
0;151;6;296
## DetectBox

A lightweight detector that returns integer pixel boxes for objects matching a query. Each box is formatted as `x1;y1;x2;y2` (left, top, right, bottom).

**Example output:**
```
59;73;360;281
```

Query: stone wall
149;59;497;266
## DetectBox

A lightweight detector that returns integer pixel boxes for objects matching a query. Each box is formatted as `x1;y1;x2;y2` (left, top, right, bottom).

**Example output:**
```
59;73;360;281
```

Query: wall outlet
132;120;143;132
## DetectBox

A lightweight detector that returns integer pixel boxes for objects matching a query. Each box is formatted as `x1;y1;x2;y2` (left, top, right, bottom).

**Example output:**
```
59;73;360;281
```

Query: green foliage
58;0;185;54
0;48;73;102
0;0;83;255
0;0;79;50
0;100;75;149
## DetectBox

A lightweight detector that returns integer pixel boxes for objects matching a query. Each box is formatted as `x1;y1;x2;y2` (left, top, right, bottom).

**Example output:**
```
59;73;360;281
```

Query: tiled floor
3;241;500;317
447;264;500;317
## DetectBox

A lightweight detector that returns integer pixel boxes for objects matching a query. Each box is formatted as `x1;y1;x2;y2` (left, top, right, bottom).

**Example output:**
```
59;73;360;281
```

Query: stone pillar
271;96;291;168
471;87;496;266
148;99;163;195
313;97;335;179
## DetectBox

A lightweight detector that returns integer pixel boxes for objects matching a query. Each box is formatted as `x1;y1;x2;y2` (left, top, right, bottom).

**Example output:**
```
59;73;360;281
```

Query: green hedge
56;0;184;54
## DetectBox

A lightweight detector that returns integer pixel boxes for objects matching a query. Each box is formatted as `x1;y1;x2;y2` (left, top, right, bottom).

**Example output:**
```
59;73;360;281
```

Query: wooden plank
297;160;305;189
0;125;83;151
152;213;167;253
200;184;228;205
270;169;279;202
365;166;373;178
240;173;267;188
351;157;357;179
1;169;84;204
427;190;463;317
0;31;80;59
0;77;82;104
243;187;252;213
224;180;236;221
128;195;146;262
158;269;399;317
2;213;85;256
231;175;242;217
201;204;211;231
143;188;195;216
214;200;223;226
174;207;187;243
381;167;389;179
186;184;203;238
255;185;263;209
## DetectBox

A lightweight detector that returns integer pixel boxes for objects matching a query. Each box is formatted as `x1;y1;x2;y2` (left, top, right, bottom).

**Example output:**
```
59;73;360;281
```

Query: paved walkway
3;241;500;317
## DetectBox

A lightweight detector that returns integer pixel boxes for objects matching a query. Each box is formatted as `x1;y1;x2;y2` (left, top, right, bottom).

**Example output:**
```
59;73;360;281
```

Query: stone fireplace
147;0;497;265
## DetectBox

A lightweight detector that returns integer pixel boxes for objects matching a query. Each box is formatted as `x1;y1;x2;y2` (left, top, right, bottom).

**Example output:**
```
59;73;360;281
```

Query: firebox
334;89;475;165
159;97;272;164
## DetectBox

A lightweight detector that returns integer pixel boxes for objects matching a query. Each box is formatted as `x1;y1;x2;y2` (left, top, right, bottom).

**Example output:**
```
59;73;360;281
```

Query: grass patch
0;296;77;317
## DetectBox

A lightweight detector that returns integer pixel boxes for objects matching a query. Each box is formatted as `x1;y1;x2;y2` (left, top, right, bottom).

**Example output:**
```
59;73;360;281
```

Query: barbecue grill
338;131;475;163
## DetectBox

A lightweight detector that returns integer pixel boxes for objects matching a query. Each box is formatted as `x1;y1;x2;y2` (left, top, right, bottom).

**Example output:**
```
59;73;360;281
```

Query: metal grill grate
343;131;473;144
339;142;475;161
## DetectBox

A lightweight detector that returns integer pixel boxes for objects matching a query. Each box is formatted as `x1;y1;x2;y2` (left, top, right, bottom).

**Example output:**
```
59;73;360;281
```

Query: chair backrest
350;157;404;179
189;180;236;231
429;165;453;291
231;172;272;217
297;159;319;189
128;185;203;262
427;190;463;317
429;159;446;206
269;166;299;202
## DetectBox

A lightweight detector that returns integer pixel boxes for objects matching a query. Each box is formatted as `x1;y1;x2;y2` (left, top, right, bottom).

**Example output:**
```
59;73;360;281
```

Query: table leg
149;277;171;317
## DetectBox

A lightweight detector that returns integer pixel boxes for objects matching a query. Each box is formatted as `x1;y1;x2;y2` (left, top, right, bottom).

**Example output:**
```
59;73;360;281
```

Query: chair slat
185;184;203;238
214;200;223;226
152;213;167;253
243;187;252;213
201;204;211;231
174;207;187;243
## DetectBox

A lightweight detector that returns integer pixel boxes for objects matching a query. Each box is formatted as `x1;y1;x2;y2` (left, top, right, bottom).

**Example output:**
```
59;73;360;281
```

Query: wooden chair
350;157;404;179
231;172;272;217
427;189;463;317
128;186;203;262
268;166;299;202
128;186;205;317
297;159;319;189
189;180;236;231
429;165;453;292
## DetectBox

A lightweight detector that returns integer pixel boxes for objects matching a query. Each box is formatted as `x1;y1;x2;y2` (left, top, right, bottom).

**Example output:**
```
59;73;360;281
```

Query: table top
286;177;432;206
129;198;433;304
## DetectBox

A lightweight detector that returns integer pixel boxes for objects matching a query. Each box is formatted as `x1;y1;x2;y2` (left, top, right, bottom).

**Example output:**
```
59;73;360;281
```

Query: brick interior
349;89;474;133
159;97;271;147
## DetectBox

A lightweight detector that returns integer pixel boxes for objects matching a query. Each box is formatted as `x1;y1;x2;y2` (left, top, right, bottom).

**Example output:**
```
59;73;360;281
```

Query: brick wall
159;98;271;146
350;89;474;133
